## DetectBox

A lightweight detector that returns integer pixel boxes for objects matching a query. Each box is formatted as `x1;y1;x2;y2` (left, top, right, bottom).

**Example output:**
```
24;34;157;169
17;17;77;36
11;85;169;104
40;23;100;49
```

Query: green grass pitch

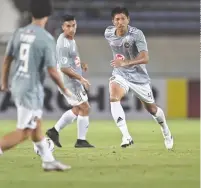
0;119;199;188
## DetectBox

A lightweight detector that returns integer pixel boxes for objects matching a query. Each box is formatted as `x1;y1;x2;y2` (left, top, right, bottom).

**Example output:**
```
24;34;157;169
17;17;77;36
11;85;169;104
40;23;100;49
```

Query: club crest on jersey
124;42;130;48
62;57;68;64
115;54;125;60
75;56;81;67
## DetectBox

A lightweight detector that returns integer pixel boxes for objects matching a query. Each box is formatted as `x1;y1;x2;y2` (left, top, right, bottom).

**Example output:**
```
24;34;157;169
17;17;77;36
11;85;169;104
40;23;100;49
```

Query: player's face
62;20;77;37
112;13;130;32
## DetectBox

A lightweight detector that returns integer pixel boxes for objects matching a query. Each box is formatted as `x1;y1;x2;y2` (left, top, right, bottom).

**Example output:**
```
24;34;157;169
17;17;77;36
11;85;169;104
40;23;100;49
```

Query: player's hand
81;63;88;72
110;59;127;68
63;88;77;100
80;77;91;90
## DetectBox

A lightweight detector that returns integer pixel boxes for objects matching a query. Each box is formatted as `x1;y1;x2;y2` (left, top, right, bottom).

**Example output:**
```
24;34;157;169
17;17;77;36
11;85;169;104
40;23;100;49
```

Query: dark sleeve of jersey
44;39;57;68
135;30;148;52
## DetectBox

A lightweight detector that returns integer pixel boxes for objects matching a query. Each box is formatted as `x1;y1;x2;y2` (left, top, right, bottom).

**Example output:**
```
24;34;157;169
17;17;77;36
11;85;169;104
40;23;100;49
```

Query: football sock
77;116;89;140
55;110;77;132
34;138;55;162
152;107;170;137
111;101;131;139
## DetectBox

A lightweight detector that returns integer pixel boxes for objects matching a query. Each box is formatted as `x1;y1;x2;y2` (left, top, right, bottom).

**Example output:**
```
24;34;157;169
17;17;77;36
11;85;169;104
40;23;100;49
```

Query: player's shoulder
104;26;115;38
23;24;53;39
11;27;24;37
105;25;115;32
36;30;55;50
57;33;70;48
57;33;65;43
43;30;55;41
14;27;23;34
7;27;24;44
128;26;145;37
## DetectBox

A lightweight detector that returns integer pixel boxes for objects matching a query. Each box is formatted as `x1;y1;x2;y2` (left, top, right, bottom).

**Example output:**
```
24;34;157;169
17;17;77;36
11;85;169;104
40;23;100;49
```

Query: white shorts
63;90;88;106
16;105;43;130
109;75;155;104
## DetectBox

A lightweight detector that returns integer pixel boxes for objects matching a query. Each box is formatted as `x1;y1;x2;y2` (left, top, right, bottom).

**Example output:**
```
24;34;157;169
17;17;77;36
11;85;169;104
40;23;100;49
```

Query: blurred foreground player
0;0;72;171
46;15;94;148
104;7;173;149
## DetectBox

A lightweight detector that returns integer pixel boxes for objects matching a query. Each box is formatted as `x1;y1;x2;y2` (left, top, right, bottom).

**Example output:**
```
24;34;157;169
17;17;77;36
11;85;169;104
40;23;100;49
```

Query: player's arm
1;56;13;91
111;51;149;68
1;34;15;91
61;67;90;90
47;67;66;91
58;46;82;80
44;40;72;96
61;67;80;79
111;30;149;67
47;67;73;97
125;51;149;65
59;47;90;90
126;30;149;65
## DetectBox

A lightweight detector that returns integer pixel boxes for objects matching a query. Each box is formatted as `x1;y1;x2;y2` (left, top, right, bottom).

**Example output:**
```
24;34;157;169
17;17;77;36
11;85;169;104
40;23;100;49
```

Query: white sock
111;101;131;139
152;107;170;137
77;116;89;140
0;147;3;155
34;138;55;162
54;110;77;132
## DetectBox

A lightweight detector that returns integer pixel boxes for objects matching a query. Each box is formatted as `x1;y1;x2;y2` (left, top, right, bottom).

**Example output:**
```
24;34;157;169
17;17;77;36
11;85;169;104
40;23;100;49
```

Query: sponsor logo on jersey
62;57;68;64
115;54;125;60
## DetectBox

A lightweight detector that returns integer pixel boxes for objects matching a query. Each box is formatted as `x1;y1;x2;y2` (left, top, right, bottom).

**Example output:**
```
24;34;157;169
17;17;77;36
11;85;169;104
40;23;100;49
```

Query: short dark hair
62;14;75;22
30;0;53;19
111;7;129;18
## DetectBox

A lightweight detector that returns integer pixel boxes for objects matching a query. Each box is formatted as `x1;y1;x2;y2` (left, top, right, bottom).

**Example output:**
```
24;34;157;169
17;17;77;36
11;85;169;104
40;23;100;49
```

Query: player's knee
79;102;90;115
147;105;157;115
109;88;124;102
84;104;90;114
72;107;79;116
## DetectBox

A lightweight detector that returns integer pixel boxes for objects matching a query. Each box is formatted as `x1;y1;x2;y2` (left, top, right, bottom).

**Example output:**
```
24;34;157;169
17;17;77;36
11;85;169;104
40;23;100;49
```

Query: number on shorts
148;92;152;99
19;43;30;73
76;91;86;102
76;93;83;102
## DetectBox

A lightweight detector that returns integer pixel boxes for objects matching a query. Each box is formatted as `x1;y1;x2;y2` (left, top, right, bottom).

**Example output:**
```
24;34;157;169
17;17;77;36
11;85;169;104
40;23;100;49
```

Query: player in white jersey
0;0;71;171
46;15;94;148
104;7;173;149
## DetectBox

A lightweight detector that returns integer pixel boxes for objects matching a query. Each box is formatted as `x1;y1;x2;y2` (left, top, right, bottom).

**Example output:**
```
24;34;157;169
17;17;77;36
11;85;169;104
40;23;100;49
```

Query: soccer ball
33;137;54;156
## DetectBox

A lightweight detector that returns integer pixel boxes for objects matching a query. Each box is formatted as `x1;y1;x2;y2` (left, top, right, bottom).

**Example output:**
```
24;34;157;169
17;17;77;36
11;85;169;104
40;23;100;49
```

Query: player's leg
46;106;79;147
54;107;78;132
129;82;173;149
31;117;54;162
0;105;35;155
142;102;173;149
0;129;30;154
31;114;71;171
74;101;94;148
109;76;133;147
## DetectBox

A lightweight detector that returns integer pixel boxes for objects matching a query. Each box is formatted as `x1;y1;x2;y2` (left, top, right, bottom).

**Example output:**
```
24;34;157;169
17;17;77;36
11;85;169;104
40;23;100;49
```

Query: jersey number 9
19;43;30;73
